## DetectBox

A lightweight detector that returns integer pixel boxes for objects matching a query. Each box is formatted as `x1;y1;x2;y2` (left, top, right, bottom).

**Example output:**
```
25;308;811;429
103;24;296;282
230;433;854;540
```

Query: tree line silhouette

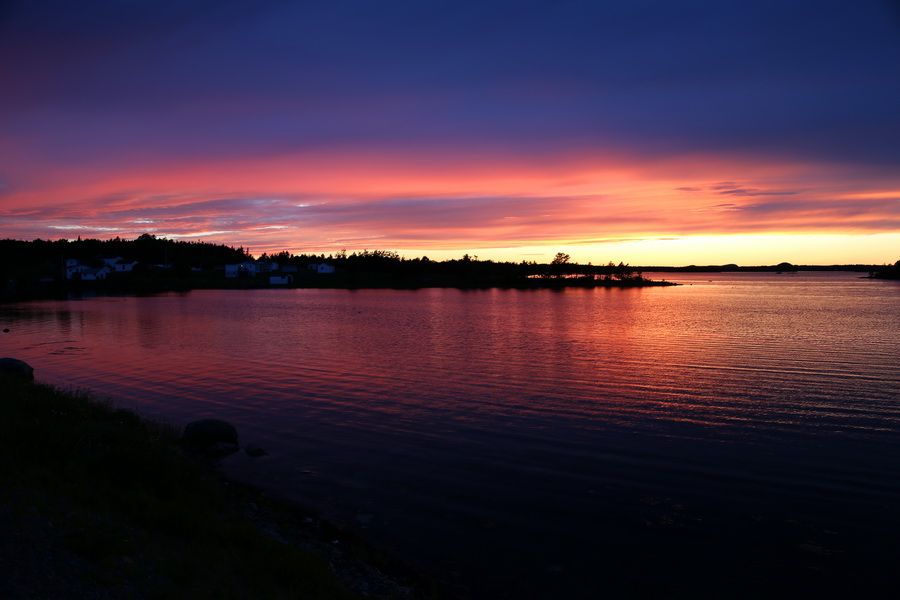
1;235;663;300
0;234;249;274
257;248;647;286
870;260;900;280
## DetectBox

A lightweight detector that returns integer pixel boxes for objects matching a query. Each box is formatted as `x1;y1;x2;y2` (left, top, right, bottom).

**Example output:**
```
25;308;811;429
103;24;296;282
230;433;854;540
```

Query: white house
269;275;293;285
114;261;138;273
225;261;260;278
65;258;83;279
65;259;93;280
308;263;336;274
66;257;138;279
65;264;89;279
80;266;112;281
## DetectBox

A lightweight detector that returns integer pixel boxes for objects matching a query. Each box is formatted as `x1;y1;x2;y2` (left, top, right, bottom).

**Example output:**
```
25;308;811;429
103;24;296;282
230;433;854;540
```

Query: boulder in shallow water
207;441;241;458
183;419;239;456
0;358;34;381
245;444;268;458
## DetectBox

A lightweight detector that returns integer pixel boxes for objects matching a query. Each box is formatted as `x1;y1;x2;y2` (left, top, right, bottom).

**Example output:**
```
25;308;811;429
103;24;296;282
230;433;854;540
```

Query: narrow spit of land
0;374;437;600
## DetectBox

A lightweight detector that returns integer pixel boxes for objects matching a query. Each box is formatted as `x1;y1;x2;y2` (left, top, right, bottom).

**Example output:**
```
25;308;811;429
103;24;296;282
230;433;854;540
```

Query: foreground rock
0;358;34;382
245;444;268;458
183;419;239;457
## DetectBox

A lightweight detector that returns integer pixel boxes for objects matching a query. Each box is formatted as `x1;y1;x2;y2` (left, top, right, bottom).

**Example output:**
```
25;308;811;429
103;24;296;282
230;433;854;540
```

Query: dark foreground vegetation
0;374;430;599
0;236;671;301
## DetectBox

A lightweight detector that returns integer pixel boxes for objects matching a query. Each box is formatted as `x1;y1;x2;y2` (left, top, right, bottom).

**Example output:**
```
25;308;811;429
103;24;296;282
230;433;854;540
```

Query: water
2;272;899;596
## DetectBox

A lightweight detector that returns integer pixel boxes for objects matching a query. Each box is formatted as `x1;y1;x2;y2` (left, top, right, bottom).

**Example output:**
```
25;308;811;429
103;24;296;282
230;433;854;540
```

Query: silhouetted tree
550;252;571;278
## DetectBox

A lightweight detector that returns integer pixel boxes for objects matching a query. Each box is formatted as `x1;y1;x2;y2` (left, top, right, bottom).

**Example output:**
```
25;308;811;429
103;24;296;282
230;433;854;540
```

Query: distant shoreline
637;265;876;273
1;276;678;303
11;267;900;305
10;267;900;304
4;235;896;304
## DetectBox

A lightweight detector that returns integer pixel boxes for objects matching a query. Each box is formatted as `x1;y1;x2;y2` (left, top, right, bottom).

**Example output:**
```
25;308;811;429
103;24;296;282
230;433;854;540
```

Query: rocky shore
0;360;436;599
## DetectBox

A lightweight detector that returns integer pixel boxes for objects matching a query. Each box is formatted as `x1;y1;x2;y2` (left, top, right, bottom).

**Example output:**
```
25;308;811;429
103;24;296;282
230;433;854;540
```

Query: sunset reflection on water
2;272;899;597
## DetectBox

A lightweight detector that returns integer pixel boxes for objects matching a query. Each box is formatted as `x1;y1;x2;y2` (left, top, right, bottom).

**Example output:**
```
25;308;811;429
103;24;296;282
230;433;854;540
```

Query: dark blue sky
4;0;898;164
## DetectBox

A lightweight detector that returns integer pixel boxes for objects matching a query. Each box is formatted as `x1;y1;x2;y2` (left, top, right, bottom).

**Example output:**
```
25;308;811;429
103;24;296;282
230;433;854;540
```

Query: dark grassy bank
0;376;427;599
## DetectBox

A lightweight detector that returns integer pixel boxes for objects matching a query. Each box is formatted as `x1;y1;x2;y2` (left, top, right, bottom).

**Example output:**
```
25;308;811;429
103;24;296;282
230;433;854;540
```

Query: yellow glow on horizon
387;233;900;266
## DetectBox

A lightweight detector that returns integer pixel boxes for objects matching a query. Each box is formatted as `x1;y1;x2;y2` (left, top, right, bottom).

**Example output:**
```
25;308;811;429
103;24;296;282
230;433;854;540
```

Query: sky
1;0;899;264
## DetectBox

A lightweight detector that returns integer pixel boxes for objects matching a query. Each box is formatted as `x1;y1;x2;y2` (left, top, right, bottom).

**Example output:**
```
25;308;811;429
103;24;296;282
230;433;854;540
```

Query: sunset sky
2;0;898;264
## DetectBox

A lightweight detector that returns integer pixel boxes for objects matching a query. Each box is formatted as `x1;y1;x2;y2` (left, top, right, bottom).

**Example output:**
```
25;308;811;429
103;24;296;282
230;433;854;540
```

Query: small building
101;257;123;267
281;265;298;274
225;261;259;278
114;261;138;273
269;275;293;285
308;263;335;274
66;258;95;279
65;262;90;280
80;266;112;281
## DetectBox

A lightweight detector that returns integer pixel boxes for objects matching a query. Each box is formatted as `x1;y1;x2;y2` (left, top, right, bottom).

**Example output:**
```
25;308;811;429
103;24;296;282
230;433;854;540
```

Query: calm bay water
3;272;900;596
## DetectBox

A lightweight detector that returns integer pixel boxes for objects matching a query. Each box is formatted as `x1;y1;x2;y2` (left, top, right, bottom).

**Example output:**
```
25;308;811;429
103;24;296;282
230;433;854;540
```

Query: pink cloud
1;149;899;257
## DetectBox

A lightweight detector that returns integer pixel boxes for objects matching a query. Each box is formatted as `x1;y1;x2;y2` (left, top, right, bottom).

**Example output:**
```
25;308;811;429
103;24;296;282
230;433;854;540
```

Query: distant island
0;235;676;301
638;261;885;273
868;260;900;280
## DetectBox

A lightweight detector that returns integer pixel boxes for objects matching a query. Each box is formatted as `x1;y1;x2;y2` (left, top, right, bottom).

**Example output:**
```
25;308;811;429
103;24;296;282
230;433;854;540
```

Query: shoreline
0;373;439;599
1;276;678;304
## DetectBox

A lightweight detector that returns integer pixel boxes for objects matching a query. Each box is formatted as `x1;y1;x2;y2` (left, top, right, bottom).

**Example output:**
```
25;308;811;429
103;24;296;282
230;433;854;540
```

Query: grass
0;375;356;599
